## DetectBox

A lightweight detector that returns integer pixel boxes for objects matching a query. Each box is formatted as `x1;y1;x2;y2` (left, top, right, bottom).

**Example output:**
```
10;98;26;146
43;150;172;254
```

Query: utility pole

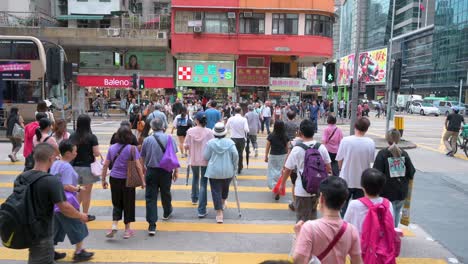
349;0;362;135
385;0;397;132
460;78;463;108
59;48;65;120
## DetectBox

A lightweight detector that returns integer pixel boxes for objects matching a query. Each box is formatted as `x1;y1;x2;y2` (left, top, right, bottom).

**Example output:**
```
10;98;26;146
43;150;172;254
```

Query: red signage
236;67;269;87
77;75;174;88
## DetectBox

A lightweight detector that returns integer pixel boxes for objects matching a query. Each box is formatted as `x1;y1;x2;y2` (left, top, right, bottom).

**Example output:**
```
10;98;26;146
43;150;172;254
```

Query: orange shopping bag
272;176;286;196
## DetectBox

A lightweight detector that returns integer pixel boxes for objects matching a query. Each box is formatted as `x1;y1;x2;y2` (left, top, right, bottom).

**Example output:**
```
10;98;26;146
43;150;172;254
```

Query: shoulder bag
109;144;127;170
154;135;180;172
12;123;24;139
126;146;144;188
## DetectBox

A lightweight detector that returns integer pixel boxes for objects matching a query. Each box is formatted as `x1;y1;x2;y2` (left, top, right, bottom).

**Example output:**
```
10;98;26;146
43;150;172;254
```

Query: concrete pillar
265;13;272;35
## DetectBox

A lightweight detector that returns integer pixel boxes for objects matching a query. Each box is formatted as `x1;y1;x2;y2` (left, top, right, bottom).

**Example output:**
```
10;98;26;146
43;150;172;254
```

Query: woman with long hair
5;107;24;162
172;107;193;158
36;100;55;125
101;126;145;239
138;121;152;150
33;118;59;153
184;111;214;217
53;119;71;144
373;129;416;227
70;114;102;214
265;120;289;200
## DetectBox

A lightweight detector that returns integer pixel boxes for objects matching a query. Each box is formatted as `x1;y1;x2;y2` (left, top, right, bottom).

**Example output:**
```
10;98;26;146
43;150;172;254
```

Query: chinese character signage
176;60;235;88
302;67;318;85
236;67;269;86
338;47;387;85
270;78;307;91
0;61;31;80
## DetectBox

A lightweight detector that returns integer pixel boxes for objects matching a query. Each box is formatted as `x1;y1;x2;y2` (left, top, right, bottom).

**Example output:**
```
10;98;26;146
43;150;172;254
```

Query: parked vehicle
396;94;423;112
433;100;466;116
409;101;440;116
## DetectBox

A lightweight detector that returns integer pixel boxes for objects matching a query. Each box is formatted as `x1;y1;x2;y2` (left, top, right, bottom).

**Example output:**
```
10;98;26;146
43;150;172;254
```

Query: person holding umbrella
184;112;214;218
204;122;239;223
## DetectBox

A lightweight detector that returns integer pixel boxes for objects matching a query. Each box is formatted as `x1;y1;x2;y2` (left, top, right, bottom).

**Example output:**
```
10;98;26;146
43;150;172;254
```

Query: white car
409;102;440;116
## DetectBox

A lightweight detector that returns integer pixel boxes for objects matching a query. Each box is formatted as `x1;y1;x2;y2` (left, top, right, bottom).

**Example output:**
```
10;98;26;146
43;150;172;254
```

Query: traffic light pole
385;0;397;132
349;0;362;135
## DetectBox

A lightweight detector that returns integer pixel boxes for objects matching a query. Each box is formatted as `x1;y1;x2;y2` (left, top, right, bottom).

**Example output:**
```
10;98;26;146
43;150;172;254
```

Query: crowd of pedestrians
1;97;419;264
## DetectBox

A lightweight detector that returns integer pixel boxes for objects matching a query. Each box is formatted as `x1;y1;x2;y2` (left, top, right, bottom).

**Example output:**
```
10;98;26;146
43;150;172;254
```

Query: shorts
53;212;88;245
291;170;298;185
295;196;319;222
176;130;188;137
74;166;99;185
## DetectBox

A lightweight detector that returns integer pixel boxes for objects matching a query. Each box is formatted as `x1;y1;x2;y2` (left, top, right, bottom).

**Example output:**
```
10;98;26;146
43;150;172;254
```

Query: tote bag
12;124;24;139
126;146;143;188
154;135;180;172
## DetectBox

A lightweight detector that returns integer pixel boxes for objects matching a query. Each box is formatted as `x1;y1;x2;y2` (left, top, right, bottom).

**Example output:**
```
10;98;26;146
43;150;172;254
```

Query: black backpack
24;135;53;172
0;171;51;249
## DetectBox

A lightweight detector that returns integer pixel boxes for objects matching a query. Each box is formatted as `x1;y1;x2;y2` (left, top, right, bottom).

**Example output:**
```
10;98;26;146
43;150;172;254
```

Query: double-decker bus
0;35;47;123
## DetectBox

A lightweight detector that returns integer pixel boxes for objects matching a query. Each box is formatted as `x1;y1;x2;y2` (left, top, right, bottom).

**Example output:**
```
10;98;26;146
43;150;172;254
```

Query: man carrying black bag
0;143;89;264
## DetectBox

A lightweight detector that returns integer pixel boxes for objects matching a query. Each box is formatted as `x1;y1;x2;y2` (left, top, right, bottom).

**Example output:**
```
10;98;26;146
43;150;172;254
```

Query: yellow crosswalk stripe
0;248;446;263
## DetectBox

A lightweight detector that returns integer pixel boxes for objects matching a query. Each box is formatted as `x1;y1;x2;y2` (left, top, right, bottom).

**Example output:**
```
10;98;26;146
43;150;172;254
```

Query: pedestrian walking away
184;111;214;218
172;106;193;158
309;101;320;133
261;101;272;134
281;120;332;222
225;107;249;174
204;122;239;224
265;120;289;200
245;105;261;157
146;103;169;131
443;107;465;156
336;117;375;216
5;107;25;162
285;110;299;141
373;129;416;227
23;112;48;160
140;118;179;236
322;116;344;176
101;126;145;239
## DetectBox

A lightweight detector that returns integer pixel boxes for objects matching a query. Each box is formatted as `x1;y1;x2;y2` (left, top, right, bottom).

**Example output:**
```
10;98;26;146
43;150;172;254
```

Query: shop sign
270;77;307;91
176;60;235;88
338;47;387;86
0;61;31;80
77;75;174;88
236;67;269;86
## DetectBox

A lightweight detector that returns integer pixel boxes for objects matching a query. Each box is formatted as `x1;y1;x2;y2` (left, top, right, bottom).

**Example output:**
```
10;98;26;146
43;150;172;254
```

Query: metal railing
121;14;171;30
0;11;58;27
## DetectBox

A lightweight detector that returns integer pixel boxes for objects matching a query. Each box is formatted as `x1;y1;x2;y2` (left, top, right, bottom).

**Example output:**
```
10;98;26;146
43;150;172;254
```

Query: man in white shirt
339;99;345;118
281;119;332;222
261;101;272;134
226;107;250;174
336;117;375;215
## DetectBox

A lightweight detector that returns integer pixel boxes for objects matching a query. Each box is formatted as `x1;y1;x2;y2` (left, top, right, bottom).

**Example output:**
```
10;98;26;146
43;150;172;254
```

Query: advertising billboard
338;47;387;85
176;60;235;88
236;67;269;86
0;61;31;80
270;78;307;91
125;51;166;71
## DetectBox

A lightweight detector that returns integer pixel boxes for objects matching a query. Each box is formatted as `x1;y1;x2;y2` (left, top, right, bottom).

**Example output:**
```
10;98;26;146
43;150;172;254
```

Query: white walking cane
232;173;242;217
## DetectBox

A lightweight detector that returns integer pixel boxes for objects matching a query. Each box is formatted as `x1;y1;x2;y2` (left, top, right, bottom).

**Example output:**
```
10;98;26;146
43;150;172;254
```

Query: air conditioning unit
193;26;202;33
243;12;253;18
227;12;236;19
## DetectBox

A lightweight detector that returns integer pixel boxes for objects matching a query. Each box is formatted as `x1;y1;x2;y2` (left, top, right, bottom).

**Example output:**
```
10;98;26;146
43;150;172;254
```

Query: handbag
12;123;24;139
154;135;180;172
126;146;143;188
90;157;104;177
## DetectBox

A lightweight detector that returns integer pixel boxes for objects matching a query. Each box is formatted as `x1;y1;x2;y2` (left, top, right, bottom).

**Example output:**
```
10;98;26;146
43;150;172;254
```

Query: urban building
171;0;335;104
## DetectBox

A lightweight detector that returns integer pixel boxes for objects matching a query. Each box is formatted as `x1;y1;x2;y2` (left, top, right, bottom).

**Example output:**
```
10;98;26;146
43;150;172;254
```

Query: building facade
171;0;335;104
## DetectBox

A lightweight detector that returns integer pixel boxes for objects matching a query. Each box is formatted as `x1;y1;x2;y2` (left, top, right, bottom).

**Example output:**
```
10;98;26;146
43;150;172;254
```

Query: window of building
100;19;111;28
240;13;265;34
77;0;88;2
134;2;142;15
99;0;111;2
270;62;290;77
305;15;332;37
154;2;170;14
204;12;235;33
247;57;265;67
272;14;298;35
77;20;89;28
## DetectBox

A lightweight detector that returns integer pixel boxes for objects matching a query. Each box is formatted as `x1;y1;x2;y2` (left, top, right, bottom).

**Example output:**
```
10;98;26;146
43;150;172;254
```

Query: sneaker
274;194;280;201
162;210;173;220
288;202;295;211
254;149;258;157
198;212;208;218
123;229;135;239
73;249;94;262
192;200;198;205
446;151;453;156
8;154;14;163
54;251;66;261
105;229;117;238
148;225;156;236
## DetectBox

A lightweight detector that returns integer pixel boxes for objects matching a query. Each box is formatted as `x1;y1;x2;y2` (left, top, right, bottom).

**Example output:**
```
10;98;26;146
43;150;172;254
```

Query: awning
57;15;104;20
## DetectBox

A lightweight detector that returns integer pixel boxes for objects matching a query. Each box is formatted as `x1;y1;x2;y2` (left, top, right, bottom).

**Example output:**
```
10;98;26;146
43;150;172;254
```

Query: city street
0;113;466;263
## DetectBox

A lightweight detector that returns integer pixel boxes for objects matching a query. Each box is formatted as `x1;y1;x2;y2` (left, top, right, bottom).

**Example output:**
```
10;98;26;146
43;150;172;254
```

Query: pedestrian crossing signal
325;63;336;84
139;79;145;90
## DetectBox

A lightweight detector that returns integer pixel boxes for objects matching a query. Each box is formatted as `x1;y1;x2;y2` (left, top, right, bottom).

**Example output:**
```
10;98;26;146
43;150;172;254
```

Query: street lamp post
349;0;362;135
385;0;397;132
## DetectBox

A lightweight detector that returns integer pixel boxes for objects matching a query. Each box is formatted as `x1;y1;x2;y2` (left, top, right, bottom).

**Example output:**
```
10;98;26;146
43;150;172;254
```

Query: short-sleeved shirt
284;140;331;197
267;133;288;155
446;113;465;132
140;132;178;168
205;108;221;129
336;136;375;189
295;218;361;264
110;133;139;146
106;144;141;179
50;160;78;187
344;198;394;235
285;120;299;140
24;171;66;239
70;133;99;167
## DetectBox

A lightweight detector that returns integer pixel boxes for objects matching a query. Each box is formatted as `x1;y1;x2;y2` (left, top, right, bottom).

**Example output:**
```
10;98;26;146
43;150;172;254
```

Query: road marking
0;199;289;210
0;248;444;263
418;144;468;161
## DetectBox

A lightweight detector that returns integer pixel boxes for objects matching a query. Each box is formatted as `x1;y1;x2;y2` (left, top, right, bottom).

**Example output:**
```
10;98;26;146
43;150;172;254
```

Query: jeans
145;167;173;227
209;178;232;210
341;188;365;216
29;238;55;264
191;166;208;215
110;177;136;224
392;200;405;227
262;117;271;134
443;130;459;152
232;138;245;173
247;134;258;150
310;118;318;132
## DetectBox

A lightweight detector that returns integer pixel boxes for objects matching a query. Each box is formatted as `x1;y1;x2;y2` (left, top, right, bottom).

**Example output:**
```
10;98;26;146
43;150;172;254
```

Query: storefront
236;55;270;103
269;77;306;104
176;60;235;103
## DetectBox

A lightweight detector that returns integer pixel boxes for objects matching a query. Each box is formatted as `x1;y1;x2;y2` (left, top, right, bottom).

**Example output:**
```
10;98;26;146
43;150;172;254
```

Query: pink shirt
322;125;344;154
295;218;361;264
184;126;214;166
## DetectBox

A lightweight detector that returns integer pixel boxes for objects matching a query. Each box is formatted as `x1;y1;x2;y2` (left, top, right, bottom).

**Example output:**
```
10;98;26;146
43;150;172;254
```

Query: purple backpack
297;143;328;195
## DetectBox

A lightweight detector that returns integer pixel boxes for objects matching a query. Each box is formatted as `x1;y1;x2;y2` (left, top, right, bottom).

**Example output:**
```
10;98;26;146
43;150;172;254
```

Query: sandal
216;215;224;224
105;229;117;238
123;229;135;239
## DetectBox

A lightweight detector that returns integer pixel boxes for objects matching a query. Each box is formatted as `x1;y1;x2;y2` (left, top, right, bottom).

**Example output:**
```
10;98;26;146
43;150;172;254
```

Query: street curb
373;138;418;150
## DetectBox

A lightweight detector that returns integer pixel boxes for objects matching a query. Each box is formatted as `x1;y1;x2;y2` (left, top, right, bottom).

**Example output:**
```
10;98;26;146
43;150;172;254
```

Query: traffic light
325;63;336;84
132;73;138;89
392;58;402;92
139;79;145;90
46;47;61;85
